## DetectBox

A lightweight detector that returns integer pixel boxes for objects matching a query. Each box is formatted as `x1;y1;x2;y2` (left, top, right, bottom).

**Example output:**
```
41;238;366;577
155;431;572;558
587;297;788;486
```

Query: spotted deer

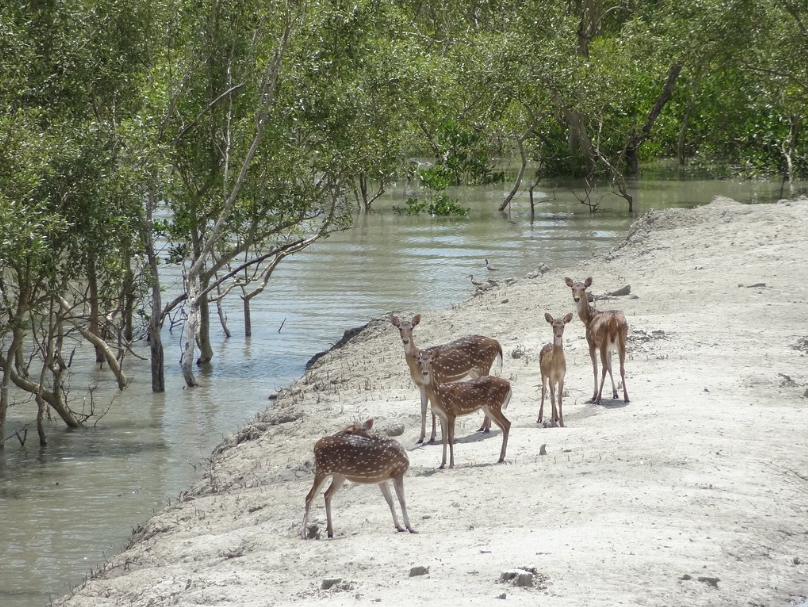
564;277;630;404
538;312;574;427
301;419;415;539
389;314;502;443
416;350;512;469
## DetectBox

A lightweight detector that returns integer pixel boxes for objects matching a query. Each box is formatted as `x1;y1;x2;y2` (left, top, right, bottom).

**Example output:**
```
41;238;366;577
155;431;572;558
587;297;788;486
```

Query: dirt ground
55;197;808;607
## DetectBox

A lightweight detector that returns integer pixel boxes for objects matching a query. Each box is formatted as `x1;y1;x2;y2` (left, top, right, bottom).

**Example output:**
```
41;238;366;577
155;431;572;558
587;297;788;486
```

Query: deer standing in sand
416;350;511;469
301;419;415;539
564;277;629;404
389;314;502;443
538;312;574;427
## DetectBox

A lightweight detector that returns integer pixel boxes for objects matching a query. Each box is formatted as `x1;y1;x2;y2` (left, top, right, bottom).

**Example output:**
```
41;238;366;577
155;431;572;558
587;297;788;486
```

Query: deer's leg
447;416;457;469
417;386;428;443
606;349;618;399
596;347;609;404
549;379;558;428
484;407;511;464
392;475;416;533
430;409;439;443
323;474;347;539
378;480;405;532
437;415;449;469
477;415;491;433
301;471;328;539
588;337;599;402
538;375;547;424
470;369;492;433
619;334;630;403
557;378;565;428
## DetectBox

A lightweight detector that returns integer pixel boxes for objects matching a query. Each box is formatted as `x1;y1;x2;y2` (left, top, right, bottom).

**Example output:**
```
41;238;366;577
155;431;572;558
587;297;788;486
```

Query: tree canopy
1;0;805;446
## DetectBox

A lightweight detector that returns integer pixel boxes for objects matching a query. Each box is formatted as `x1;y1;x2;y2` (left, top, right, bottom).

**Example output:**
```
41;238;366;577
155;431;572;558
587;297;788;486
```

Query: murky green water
0;175;792;606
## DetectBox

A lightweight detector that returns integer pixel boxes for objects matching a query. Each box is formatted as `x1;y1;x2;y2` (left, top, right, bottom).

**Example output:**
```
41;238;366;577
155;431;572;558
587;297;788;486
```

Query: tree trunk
500;137;528;211
624;63;683;176
36;396;47;447
122;245;135;343
780;115;799;197
243;296;252;337
0;375;7;450
564;109;594;162
181;279;200;387
196;275;214;365
677;103;695;167
144;192;165;392
87;250;105;363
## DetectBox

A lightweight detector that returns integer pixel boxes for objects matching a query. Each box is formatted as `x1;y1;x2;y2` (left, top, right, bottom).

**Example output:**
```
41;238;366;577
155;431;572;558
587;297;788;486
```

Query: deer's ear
563;312;574;324
544;312;553;324
363;419;374;430
412;314;421;326
564;277;574;287
584;277;593;287
389;314;400;327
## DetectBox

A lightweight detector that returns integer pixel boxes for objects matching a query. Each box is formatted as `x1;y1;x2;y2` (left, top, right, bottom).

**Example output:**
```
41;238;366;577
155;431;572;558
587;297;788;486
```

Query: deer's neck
421;380;444;411
403;342;422;383
575;298;598;327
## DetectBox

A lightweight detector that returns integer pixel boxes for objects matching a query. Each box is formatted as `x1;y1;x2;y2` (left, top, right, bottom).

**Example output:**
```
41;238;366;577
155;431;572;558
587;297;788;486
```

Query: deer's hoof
408;528;418;534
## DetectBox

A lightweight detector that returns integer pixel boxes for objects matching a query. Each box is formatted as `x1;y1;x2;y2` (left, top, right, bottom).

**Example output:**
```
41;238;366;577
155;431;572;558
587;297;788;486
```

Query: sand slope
55;197;808;607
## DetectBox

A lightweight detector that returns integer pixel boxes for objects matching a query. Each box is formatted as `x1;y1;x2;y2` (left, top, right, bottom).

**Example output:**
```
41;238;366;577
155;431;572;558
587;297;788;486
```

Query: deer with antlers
389;314;502;443
564;277;630;405
416;350;511;469
301;419;415;539
538;312;574;427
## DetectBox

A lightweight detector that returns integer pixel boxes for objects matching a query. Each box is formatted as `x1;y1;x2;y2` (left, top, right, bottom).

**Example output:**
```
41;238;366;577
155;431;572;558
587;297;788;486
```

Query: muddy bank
55;197;808;607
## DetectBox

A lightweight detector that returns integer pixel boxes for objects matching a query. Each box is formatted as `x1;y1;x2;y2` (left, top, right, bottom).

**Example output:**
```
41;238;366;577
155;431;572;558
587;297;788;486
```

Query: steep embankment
56;197;808;607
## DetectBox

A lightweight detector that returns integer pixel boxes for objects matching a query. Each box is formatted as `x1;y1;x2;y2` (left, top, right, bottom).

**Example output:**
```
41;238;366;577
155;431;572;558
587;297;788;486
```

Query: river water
0;175;789;606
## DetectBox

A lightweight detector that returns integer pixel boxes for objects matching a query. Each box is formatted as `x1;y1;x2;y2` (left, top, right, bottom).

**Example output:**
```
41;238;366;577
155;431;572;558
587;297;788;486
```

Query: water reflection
0;176;793;607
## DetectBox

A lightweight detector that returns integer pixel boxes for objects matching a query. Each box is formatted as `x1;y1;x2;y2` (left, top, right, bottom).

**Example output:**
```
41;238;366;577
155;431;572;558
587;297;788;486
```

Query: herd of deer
301;276;630;539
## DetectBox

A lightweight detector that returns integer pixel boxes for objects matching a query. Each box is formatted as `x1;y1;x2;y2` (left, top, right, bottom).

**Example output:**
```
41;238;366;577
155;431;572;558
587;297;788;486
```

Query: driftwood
590;284;631;301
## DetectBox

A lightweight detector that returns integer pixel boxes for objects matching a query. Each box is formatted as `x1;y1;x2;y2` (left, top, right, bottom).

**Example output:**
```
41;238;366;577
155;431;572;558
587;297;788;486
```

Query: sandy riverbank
55;197;808;607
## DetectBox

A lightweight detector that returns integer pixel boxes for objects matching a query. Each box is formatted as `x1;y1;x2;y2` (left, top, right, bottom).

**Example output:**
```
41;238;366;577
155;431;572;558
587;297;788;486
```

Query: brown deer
416;350;512;469
564;277;630;405
301;419;415;539
389;314;502;443
538;312;574;427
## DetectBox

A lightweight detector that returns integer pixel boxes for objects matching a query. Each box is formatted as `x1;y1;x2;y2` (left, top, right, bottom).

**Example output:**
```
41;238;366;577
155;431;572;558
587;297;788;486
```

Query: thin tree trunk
196;275;214;365
145;191;165;392
243;296;252;337
87;250;104;363
180;279;200;387
36;396;47;447
780;115;799;197
122;245;135;343
624;63;683;176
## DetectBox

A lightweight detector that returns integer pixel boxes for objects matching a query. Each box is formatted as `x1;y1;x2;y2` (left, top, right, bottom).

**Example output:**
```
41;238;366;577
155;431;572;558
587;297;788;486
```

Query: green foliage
392;194;468;217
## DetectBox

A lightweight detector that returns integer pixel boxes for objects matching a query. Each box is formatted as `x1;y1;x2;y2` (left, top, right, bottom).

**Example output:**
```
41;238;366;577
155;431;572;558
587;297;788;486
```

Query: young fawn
301;419;415;539
538;312;573;427
389;314;502;443
416;350;512;469
564;277;630;404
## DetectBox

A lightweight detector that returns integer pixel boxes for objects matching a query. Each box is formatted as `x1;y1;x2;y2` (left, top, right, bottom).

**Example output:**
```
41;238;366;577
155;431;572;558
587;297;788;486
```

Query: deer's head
390;313;421;347
564;277;592;304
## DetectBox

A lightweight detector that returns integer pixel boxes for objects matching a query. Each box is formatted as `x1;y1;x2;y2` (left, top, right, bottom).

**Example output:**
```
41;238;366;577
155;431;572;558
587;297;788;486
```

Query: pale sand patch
55;197;808;607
